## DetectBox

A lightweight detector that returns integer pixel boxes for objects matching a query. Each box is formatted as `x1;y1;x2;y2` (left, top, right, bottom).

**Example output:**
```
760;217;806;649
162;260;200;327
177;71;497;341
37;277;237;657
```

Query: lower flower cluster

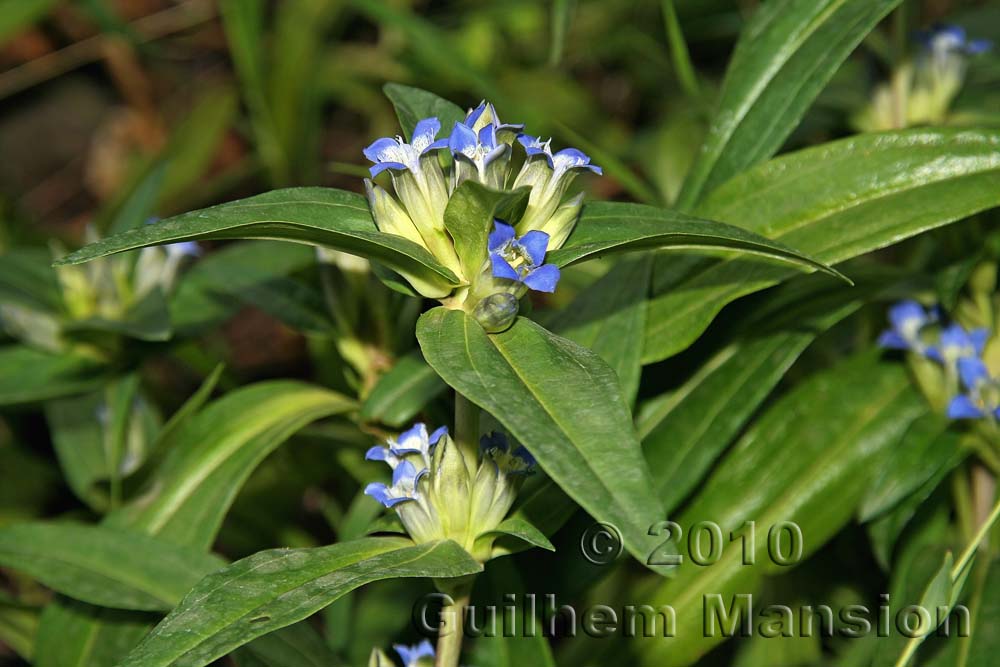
365;422;534;560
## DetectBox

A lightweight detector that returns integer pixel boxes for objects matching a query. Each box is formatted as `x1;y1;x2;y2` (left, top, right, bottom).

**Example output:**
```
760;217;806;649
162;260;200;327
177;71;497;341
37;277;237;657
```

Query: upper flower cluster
363;101;601;322
878;300;996;419
854;25;992;132
364;421;534;560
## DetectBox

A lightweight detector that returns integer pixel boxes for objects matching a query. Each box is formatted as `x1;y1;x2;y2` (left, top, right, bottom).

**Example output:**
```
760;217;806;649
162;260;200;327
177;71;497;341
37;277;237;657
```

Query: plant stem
435;580;472;667
454;392;480;477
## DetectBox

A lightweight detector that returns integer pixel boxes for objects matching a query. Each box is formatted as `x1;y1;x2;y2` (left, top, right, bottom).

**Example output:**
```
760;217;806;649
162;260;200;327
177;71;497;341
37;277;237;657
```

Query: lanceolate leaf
416;308;668;573
645;128;1000;363
107;381;355;550
444;182;529;281
34;380;353;667
118;539;481;667
360;350;447;427
383;82;466;141
0;523;224;612
676;0;901;207
550;201;844;281
53;188;460;289
633;353;926;666
0;345;109;406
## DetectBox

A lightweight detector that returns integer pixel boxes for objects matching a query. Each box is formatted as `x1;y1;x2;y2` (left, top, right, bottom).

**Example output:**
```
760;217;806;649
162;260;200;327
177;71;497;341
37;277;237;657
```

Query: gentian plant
3;4;1000;667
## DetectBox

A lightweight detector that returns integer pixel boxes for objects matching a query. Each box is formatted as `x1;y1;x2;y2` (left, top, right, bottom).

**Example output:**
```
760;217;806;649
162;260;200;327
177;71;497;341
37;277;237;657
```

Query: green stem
660;0;701;103
952;484;1000;581
454;393;480;477
435;581;472;667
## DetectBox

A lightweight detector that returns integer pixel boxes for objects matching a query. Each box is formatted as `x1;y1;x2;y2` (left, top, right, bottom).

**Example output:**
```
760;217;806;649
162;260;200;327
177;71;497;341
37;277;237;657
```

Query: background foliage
1;1;1000;666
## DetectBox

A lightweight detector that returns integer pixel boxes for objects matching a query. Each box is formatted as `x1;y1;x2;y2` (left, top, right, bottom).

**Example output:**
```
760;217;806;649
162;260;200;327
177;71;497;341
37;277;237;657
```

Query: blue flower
480;431;535;472
516;135;602;178
923;25;993;59
363;118;448;177
165;241;202;259
448;122;508;176
947;357;1000;420
366;423;447;471
877;300;934;353
926;323;988;364
488;221;560;293
364;459;426;508
393;639;435;667
462;100;524;136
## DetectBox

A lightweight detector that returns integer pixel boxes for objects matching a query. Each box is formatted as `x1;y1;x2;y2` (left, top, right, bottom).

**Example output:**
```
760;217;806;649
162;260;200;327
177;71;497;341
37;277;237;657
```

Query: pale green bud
472;292;519;333
365;179;426;248
535;192;584;250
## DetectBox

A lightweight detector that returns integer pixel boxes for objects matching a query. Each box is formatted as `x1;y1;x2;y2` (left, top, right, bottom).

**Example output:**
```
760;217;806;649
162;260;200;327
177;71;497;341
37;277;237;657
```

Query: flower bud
472;292;519;333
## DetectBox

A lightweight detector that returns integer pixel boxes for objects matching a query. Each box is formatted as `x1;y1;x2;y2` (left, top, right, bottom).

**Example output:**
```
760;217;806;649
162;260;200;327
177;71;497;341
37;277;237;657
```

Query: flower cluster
877;300;996;420
855;25;992;131
363;101;601;326
369;640;435;667
364;421;534;560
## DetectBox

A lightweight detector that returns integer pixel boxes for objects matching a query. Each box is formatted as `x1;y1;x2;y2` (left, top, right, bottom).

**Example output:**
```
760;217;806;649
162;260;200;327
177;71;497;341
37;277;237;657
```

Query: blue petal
523;263;561;293
925;346;943;362
365;445;388;461
938;25;967;43
392;459;419;487
482;144;508;167
464;101;488;127
364;482;392;507
412;117;441;149
513;445;536;467
449;122;478;156
414;639;435;659
888;300;927;331
429;426;448;445
393;423;428;455
877;330;909;350
490;253;520;281
480;431;509;452
478;124;497;149
426;137;450;151
518;134;549;157
369;161;405;178
947;395;984;419
971;328;989;354
363;137;400;164
519;230;550;267
958;357;990;390
968;39;993;55
939;323;970;350
382;495;413;508
488;221;517;250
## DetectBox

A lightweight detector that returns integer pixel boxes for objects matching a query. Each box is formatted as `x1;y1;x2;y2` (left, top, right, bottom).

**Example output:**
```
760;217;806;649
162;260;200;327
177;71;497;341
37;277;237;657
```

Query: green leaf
645;128;1000;363
640;272;876;511
876;552;955;667
676;0;901;207
0;247;62;312
0;345;109;407
170;241;316;335
0;595;38;661
550;201;845;282
858;414;956;523
383;83;466;141
360;350;447;427
475;516;556;559
119;538;481;667
549;255;652;405
0;0;59;45
966;558;1000;666
106;381;355;550
34;600;154;667
238;621;342;667
54;188;460;291
444;182;529;281
635;353;926;666
0;522;224;612
416;308;667;573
